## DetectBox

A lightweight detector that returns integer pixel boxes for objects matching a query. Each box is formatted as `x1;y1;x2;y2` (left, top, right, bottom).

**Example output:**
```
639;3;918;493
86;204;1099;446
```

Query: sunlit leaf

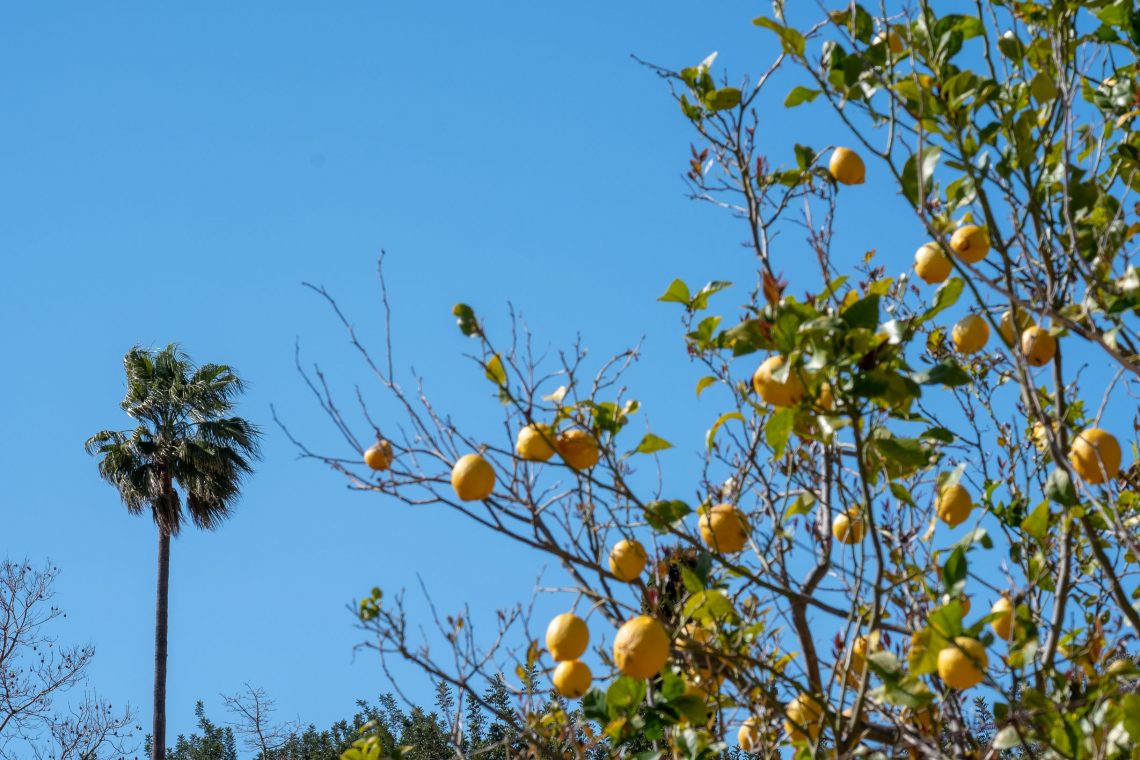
695;376;717;397
706;411;745;451
630;433;673;456
784;86;821;107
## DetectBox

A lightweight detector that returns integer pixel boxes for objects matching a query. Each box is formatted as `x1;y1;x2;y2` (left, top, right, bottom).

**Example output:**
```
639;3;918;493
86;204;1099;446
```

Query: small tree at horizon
0;558;137;760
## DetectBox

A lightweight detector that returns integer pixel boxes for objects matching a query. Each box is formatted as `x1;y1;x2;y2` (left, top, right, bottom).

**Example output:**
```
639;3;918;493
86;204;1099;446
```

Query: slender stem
153;529;170;760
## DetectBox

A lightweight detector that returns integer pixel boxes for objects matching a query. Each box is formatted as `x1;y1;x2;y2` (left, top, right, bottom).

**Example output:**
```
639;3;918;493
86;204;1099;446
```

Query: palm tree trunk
152;528;170;760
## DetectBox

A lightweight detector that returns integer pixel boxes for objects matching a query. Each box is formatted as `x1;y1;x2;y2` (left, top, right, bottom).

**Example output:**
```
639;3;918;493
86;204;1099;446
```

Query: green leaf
942;547;968;589
753;16;805;56
784;86;821;107
484;354;507;386
997;32;1023;61
1095;3;1133;27
682;589;738;624
922;278;963;322
606;677;646;713
890;482;916;507
695;376;717;397
920;427;956;443
706;411;745;451
631;434;673;456
912;359;971;387
659;671;686;701
908;628;943;676
901;146;942;207
875;437;933;467
870;674;935;709
718;319;770;356
704;87;741;111
690;280;733;310
793;144;815;170
658;279;691;305
866;650;903;678
928;602;964;639
784;492;816;519
954;527;992;551
644;500;692;532
765;407;796;458
686;315;721;349
452;303;480;336
1021;500;1050;543
679;95;702;121
668;694;709;726
679;566;705;594
1122;693;1140;742
1045;468;1078;507
841;294;880;331
581;689;609;722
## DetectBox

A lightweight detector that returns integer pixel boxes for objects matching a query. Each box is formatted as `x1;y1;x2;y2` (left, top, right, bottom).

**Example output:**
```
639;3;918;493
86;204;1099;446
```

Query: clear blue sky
1;0;1011;745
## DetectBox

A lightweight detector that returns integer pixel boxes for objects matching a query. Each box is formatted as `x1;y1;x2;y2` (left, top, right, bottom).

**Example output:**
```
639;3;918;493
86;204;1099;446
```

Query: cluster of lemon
542;510;755;699
832;144;1057;368
361;424;602;503
544;611;671;699
913;222;1059;366
448;425;598;501
446;425;602;502
733;597;1018;748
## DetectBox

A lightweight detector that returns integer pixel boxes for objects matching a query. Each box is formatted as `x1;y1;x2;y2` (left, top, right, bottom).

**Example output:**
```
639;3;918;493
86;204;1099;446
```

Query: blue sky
0;0;1047;746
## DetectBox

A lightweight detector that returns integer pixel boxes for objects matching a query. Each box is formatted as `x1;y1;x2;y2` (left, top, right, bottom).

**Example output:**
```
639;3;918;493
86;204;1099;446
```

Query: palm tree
85;345;261;760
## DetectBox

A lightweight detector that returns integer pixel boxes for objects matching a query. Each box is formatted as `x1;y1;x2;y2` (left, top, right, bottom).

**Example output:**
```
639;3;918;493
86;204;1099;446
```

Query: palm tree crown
85;344;261;535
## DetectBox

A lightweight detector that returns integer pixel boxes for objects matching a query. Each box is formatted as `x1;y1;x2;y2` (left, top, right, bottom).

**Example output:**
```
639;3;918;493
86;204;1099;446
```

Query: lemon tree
296;2;1140;757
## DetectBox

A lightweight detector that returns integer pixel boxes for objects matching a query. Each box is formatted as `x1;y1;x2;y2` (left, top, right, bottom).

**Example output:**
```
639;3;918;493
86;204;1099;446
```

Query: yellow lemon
913;242;952;284
546;613;589;662
847;631;880;679
1031;420;1057;452
829;147;866;185
738;717;763;751
903;702;936;734
783;692;823;741
677;622;712;647
998;308;1034;345
990;597;1014;641
752;355;805;407
818;382;835;411
363;440;394;471
608;539;647;582
1020;326;1056;367
908;631;928;671
551;660;591;698
515;424;556;462
936;483;973;527
874;29;905;54
949;225;990;263
1070;428;1122;484
688;668;724;700
1108;659;1132;678
832;509;865;544
613;615;670;679
952;314;990;354
699;504;750;553
556;429;600;471
937;637;988;689
451;453;495;501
